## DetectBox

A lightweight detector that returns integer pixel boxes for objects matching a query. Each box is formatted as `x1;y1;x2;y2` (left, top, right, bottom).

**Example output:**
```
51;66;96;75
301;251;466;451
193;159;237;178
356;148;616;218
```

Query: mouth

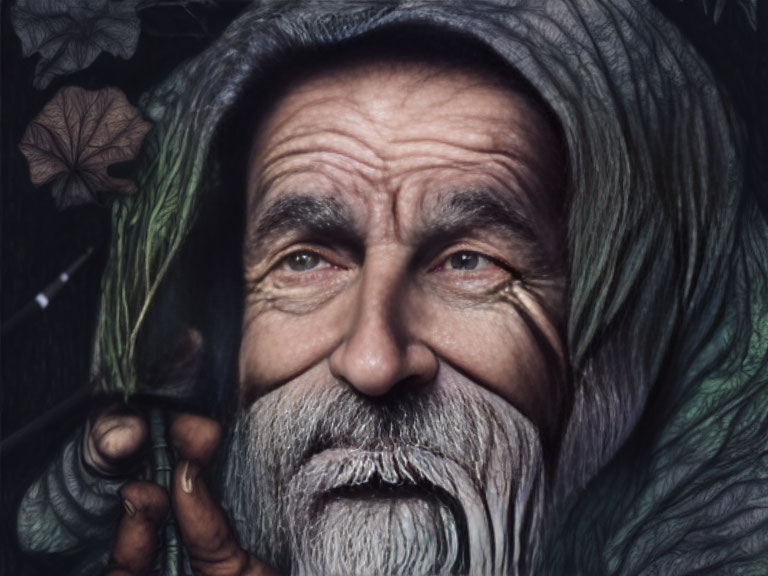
294;448;476;519
290;445;469;523
304;449;467;521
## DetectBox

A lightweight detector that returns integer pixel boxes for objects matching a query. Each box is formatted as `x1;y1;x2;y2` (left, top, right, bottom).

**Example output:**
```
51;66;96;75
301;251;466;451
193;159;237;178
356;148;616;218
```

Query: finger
173;459;251;575
170;413;278;575
172;414;242;572
85;403;148;475
106;481;169;576
170;412;221;465
173;461;277;576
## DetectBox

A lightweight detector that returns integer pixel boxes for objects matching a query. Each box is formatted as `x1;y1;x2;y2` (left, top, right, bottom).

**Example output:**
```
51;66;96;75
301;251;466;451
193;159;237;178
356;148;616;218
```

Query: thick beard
222;368;546;575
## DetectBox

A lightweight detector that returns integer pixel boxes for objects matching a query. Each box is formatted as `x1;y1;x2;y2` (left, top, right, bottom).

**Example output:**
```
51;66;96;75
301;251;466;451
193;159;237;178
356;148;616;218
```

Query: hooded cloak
76;0;768;573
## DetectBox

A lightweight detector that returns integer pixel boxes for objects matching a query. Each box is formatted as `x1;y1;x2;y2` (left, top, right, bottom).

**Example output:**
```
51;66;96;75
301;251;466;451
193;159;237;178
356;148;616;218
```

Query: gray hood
92;1;768;573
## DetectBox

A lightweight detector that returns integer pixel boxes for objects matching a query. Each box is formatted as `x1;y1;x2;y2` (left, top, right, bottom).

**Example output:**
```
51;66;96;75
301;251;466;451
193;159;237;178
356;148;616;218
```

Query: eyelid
428;246;519;277
271;244;349;273
444;251;493;271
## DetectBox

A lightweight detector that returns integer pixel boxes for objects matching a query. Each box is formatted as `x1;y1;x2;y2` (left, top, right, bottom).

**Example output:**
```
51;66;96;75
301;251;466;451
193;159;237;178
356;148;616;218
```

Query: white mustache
239;371;520;483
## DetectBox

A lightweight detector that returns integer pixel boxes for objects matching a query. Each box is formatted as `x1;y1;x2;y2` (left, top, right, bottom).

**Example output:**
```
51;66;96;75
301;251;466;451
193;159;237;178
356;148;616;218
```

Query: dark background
1;1;765;574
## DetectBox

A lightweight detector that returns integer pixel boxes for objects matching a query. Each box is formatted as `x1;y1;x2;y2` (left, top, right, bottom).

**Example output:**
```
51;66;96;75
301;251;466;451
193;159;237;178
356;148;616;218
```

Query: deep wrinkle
497;279;569;455
245;187;551;278
243;187;555;320
240;61;567;432
234;62;567;574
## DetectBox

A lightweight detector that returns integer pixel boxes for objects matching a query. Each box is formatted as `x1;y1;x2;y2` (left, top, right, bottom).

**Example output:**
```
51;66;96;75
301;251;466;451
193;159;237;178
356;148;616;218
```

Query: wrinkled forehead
247;58;541;163
243;56;566;242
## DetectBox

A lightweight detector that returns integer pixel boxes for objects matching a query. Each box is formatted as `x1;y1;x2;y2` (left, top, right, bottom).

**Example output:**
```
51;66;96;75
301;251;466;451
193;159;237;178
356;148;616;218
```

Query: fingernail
123;498;136;517
182;460;194;494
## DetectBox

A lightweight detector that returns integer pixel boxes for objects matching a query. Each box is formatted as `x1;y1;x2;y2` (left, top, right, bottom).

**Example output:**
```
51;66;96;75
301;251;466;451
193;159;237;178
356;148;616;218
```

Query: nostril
328;333;406;397
389;371;437;395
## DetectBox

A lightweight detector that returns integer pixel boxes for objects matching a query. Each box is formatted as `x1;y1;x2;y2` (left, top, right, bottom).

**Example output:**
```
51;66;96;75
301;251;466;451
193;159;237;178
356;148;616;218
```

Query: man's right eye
281;250;328;272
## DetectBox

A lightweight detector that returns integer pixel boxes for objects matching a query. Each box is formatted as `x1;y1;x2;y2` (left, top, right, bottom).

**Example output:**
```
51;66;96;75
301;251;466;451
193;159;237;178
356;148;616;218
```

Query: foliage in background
10;0;220;90
11;0;141;90
19;86;151;209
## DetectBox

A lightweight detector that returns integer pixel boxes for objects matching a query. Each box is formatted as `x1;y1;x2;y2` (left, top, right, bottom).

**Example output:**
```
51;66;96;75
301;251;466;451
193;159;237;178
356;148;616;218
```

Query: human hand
105;412;278;576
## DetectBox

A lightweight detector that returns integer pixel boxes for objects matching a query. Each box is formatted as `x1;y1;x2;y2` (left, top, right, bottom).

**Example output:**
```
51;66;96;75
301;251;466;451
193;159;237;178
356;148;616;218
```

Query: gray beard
222;368;546;575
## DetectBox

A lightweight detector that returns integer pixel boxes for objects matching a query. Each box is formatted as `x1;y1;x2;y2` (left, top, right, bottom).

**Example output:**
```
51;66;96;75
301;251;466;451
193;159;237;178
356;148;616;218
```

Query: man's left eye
280;250;330;272
444;251;494;271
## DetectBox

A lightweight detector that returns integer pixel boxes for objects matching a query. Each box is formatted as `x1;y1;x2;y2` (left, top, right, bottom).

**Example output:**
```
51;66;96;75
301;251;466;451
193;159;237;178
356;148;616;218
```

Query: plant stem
149;407;179;576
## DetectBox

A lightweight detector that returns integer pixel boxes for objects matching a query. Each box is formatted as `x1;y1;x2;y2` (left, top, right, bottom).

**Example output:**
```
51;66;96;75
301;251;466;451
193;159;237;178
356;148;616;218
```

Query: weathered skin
233;60;565;574
240;61;567;434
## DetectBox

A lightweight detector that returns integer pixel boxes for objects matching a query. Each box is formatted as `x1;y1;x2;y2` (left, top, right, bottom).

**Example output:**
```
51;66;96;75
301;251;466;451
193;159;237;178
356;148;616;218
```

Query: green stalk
149;407;179;576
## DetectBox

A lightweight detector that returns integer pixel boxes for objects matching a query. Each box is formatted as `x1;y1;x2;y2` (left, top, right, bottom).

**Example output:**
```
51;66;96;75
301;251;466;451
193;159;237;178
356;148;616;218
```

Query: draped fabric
89;1;768;573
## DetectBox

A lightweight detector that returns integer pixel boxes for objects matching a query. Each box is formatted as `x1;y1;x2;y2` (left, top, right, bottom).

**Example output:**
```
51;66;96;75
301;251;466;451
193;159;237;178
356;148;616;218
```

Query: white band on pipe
35;293;50;309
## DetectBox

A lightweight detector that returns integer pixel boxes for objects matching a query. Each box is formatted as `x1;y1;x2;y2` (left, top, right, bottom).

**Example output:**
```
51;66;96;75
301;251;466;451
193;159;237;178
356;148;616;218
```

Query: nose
329;251;438;397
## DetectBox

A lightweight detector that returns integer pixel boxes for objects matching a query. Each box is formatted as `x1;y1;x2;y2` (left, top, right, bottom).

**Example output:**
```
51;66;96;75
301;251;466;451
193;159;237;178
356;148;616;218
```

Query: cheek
239;294;351;401
239;280;567;433
412;295;565;435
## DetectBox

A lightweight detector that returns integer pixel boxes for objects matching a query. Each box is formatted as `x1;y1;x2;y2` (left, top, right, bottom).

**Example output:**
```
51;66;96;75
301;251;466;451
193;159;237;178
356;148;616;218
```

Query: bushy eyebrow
245;194;360;260
245;188;541;264
422;189;538;246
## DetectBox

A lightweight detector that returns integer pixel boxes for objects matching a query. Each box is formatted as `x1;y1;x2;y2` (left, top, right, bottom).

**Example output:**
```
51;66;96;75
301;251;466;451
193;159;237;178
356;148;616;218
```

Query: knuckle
171;413;222;462
121;482;170;522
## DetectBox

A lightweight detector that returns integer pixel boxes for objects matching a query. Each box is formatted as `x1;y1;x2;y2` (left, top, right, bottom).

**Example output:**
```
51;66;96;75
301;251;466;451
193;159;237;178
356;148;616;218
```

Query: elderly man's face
226;61;567;574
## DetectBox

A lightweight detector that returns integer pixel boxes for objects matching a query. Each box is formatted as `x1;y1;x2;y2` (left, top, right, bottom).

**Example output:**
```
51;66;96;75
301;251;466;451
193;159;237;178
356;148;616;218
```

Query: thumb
170;413;278;576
